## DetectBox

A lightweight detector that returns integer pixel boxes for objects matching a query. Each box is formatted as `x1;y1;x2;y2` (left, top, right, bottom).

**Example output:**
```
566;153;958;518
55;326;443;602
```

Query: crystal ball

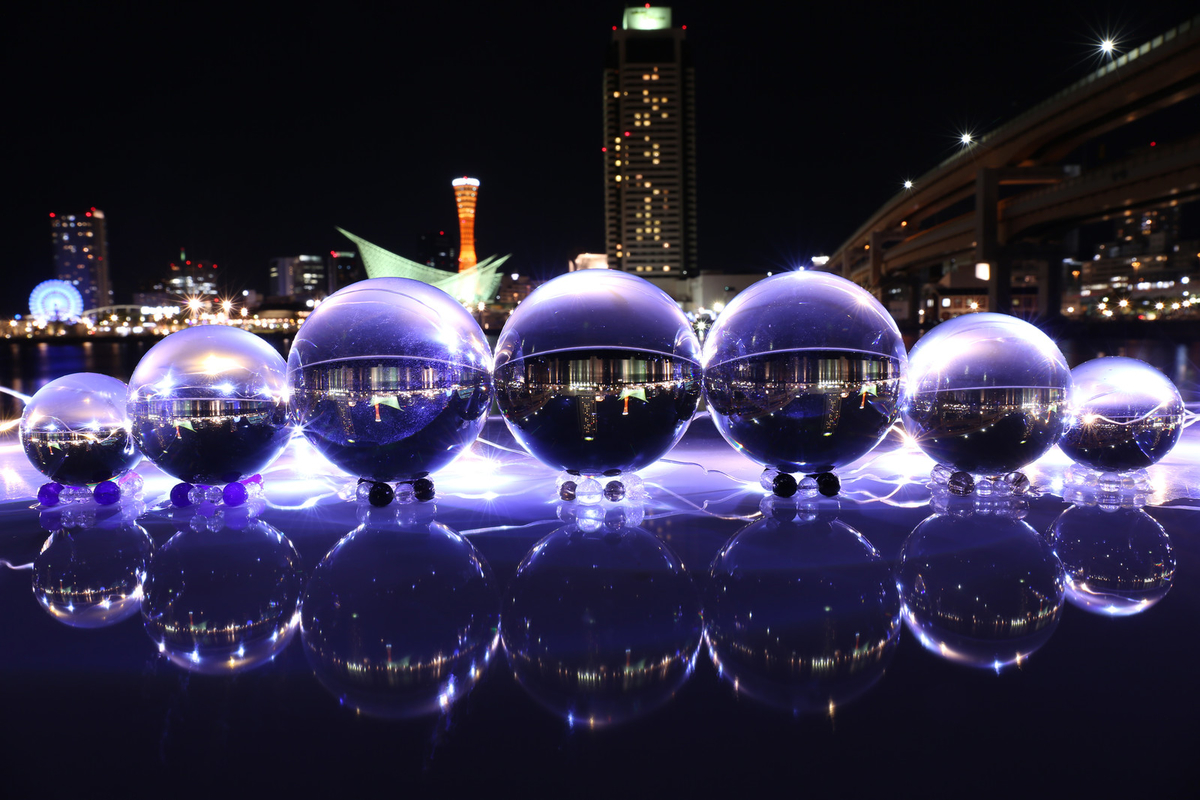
503;522;702;727
896;503;1065;670
1049;505;1174;616
142;519;303;673
33;520;153;628
702;271;907;473
288;278;492;482
128;326;290;484
902;313;1071;475
705;514;900;714
1058;357;1184;471
301;517;499;719
493;270;702;475
20;373;141;486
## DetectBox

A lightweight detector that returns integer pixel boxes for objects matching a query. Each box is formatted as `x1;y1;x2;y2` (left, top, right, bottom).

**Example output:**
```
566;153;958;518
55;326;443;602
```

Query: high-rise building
453;177;480;272
416;231;458;273
269;255;327;299
50;208;111;309
327;250;364;293
603;6;698;278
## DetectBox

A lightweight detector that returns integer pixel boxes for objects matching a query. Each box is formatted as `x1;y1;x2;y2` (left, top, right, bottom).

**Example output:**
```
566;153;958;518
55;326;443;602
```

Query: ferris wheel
29;280;84;322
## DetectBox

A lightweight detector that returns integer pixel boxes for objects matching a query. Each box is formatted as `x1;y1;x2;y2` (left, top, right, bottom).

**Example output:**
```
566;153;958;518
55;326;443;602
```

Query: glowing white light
1100;39;1115;54
960;132;974;146
903;179;914;190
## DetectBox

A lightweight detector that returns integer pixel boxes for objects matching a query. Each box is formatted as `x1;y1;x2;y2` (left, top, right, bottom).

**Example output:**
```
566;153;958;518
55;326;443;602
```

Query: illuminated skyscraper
603;6;698;277
453;177;480;272
50;208;111;309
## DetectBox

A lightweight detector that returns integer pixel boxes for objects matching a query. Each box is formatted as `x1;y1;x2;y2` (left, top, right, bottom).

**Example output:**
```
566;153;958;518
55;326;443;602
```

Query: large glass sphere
288;278;492;481
20;373;141;486
141;519;303;673
1058;357;1184;471
300;516;499;719
503;522;702;727
702;271;907;473
128;326;290;484
493;270;701;475
1049;505;1174;616
33;520;153;628
705;514;900;715
896;501;1065;670
902;313;1071;475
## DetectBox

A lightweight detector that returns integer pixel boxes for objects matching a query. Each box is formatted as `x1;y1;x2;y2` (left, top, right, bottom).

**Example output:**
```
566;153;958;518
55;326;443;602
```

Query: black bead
412;477;435;502
603;480;626;501
602;468;622;477
559;481;577;502
948;471;975;496
368;481;394;507
815;472;840;497
772;472;798;498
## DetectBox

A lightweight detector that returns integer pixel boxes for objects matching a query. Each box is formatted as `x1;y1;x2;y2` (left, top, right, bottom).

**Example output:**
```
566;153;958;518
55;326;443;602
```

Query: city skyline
5;2;1199;316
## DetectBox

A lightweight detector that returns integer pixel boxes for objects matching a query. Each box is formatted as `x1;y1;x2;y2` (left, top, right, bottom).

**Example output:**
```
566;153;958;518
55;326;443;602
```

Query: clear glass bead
576;477;603;505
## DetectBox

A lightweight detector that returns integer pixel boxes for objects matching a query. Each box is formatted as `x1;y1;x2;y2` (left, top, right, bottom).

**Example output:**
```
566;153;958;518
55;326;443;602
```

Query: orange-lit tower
452;177;480;272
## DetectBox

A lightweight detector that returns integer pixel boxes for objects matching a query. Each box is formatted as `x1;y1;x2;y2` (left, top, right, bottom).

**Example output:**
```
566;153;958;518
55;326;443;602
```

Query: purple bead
223;481;249;506
170;482;194;508
93;481;121;506
197;500;218;518
37;482;63;507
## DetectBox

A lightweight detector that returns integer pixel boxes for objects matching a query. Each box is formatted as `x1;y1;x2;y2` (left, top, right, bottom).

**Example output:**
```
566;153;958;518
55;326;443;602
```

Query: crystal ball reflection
494;270;702;475
902;313;1071;474
20;373;141;486
288;278;492;481
300;516;498;719
1058;357;1184;471
702;271;907;473
128;326;290;483
503;523;702;727
141;519;303;673
1049;505;1174;616
34;521;153;628
896;504;1065;669
706;514;900;714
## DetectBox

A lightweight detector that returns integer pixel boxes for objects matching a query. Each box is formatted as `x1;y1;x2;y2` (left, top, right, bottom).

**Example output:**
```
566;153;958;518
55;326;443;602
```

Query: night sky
4;1;1197;315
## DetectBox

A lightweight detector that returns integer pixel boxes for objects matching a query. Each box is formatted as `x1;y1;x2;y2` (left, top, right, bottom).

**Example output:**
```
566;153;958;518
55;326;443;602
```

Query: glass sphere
20;373;141;486
896;503;1065;670
33;521;153;628
702;271;907;473
1049;505;1174;616
300;517;498;719
141;519;303;673
288;278;492;481
1059;357;1184;471
503;522;702;727
706;515;900;715
493;270;701;475
902;313;1071;474
128;326;290;483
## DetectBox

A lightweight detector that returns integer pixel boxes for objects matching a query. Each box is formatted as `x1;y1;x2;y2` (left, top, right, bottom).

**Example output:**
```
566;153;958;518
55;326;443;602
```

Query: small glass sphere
503;522;702;727
288;278;492;482
34;521;153;628
1049;505;1174;616
896;504;1065;670
301;518;499;719
493;270;701;475
142;519;303;673
1059;357;1184;471
706;515;900;715
703;271;907;473
128;326;290;484
902;313;1071;475
20;373;141;486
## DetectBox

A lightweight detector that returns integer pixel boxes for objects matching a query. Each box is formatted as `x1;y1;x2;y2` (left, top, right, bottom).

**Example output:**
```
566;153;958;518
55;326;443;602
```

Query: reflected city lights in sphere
503;522;702;727
300;516;499;719
34;520;153;628
494;270;702;475
1050;505;1174;616
288;278;492;481
705;512;900;714
902;313;1072;474
1058;357;1184;471
141;519;303;674
703;271;907;473
20;373;141;486
128;326;290;483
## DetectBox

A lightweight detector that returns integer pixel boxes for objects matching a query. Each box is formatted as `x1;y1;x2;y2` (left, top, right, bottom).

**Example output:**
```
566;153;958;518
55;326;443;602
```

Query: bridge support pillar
977;168;1012;314
1037;259;1063;319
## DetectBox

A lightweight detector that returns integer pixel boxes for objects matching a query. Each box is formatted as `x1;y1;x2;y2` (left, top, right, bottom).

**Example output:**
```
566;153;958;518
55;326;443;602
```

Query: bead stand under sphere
902;313;1072;483
493;270;702;479
1058;356;1184;473
20;373;141;487
128;326;290;485
703;272;907;486
288;278;492;493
